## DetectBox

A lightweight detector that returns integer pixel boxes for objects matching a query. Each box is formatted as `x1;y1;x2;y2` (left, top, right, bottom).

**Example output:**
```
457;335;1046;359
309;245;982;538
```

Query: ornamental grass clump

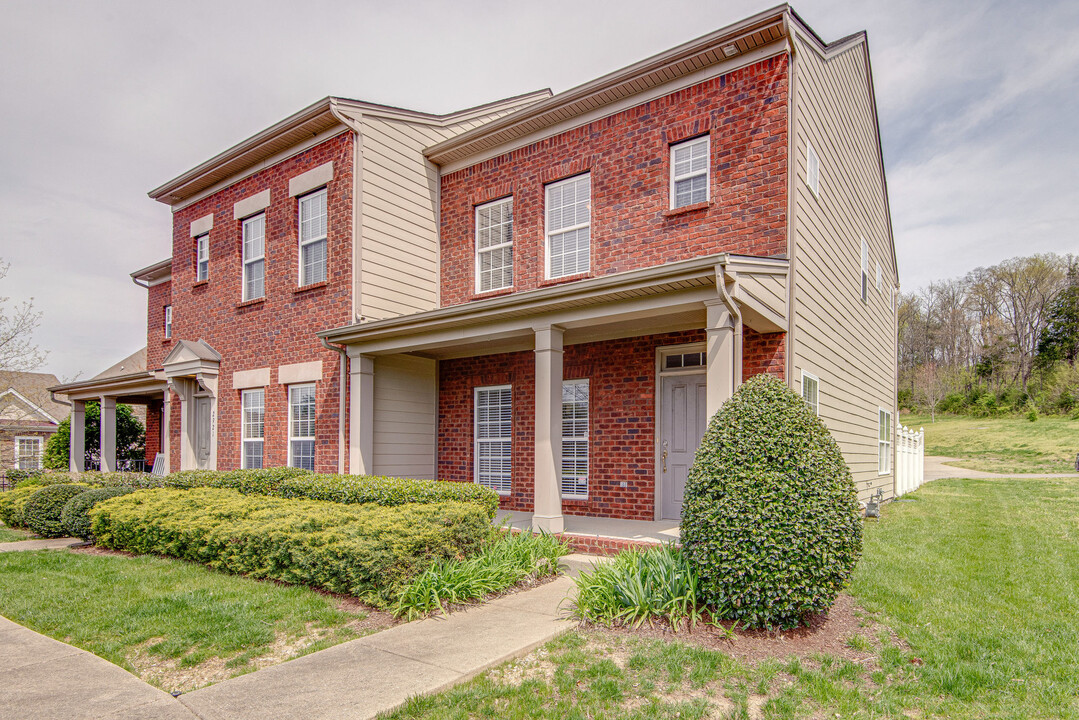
681;374;862;629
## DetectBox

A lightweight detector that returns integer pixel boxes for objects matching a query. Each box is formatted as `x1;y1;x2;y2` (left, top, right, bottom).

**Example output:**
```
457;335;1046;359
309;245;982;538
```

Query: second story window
164;305;172;339
476;197;513;293
242;214;265;301
195;234;209;281
670;136;709;208
545;173;591;279
298;188;327;286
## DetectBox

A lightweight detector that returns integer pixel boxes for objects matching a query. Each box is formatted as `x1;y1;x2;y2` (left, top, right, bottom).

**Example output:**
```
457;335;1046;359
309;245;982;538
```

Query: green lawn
902;412;1079;474
0;550;368;692
0;520;31;542
385;478;1079;719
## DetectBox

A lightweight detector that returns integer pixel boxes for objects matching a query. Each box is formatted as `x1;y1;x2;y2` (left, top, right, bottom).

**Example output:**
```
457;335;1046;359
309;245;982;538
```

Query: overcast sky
2;0;1076;381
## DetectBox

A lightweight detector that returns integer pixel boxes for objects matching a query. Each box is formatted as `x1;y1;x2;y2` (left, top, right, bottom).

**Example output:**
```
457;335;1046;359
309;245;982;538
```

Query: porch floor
496;510;681;546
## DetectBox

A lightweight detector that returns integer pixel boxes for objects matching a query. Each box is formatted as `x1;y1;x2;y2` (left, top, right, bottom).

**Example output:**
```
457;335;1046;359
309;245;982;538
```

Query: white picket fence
894;424;926;497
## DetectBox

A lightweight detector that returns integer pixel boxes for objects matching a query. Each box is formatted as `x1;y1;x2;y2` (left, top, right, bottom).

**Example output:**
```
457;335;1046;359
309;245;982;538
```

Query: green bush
5;469;43;486
681;374;863;629
22;484;92;538
60;487;137;541
0;486;41;528
90;488;490;606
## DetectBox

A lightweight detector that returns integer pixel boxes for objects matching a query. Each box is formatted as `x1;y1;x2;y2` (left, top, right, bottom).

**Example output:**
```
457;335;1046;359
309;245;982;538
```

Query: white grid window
242;389;264;470
561;380;589;499
476;197;513;292
861;238;869;302
475;386;512;495
195;234;209;282
802;371;819;416
14;437;42;471
298;188;327;286
289;384;316;470
242;214;265;301
806;142;820;196
879;409;892;474
671;136;709;208
545;174;590;279
164;305;172;339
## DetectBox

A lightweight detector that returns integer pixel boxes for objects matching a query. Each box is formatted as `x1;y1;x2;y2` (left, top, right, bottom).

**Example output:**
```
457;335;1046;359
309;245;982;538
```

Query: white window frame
195;233;209;282
879;408;892;475
544;173;591;280
561;379;589;499
876;261;882;293
242;213;266;301
670;135;710;209
13;436;42;471
474;385;512;496
298;188;328;287
860;238;869;302
288;384;316;470
164;305;172;339
801;371;820;416
475;196;514;293
806;141;820;197
241;389;265;470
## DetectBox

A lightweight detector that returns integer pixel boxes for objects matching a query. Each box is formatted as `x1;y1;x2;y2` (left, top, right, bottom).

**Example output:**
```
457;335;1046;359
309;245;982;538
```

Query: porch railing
895;424;925;497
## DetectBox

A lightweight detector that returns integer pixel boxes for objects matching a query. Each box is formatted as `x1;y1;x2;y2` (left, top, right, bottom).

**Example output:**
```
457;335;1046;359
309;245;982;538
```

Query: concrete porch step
559;553;613;577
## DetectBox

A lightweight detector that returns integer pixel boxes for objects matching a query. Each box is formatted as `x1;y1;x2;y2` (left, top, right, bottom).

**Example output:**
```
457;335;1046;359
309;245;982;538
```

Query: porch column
69;400;85;472
99;396;117;472
161;389;171;474
533;324;564;534
705;299;736;418
349;352;374;475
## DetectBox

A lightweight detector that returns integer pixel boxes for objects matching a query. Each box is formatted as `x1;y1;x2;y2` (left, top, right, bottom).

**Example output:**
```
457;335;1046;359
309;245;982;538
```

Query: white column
69;400;85;472
704;299;737;418
533;324;564;534
161;389;171;474
99;396;116;472
349;353;374;475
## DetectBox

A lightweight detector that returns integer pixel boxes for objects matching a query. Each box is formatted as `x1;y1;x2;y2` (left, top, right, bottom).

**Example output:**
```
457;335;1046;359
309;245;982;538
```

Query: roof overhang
49;371;167;404
131;259;172;286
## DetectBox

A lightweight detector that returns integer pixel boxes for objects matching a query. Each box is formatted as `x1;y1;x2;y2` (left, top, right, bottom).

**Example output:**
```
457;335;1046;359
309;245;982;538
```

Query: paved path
925;456;1079;482
0;537;81;552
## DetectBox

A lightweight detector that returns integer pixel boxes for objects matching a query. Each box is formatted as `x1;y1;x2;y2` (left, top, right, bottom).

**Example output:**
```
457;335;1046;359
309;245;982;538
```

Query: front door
194;396;212;470
660;373;708;519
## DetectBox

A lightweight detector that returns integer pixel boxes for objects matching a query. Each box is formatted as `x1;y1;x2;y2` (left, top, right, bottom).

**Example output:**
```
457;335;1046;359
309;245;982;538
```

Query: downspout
50;391;71;407
321;337;348;474
717;265;743;389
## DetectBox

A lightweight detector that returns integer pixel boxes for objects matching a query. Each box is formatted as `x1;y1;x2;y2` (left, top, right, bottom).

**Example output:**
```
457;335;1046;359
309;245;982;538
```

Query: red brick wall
742;329;786;382
147;280;173;371
439;56;789;305
164;133;353;473
144;399;162;467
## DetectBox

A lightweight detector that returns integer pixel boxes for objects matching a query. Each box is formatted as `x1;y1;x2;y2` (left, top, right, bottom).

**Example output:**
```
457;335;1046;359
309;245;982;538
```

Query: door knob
662;440;668;473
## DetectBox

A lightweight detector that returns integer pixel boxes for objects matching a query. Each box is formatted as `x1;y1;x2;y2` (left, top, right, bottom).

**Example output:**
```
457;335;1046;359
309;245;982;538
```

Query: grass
0;520;31;542
0;550;365;691
903;412;1079;473
382;477;1079;719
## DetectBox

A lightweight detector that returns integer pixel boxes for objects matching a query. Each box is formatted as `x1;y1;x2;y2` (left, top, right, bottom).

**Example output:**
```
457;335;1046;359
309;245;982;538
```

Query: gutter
321;337;349;474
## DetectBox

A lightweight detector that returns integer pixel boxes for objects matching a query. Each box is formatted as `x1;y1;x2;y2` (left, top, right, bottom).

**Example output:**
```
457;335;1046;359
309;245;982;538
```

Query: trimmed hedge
0;486;40;528
23;484;92;538
681;374;863;629
61;487;137;541
90;488;491;606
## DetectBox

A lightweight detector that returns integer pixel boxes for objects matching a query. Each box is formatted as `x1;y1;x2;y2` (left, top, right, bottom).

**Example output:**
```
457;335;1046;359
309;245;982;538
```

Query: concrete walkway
925;456;1079;482
0;537;81;552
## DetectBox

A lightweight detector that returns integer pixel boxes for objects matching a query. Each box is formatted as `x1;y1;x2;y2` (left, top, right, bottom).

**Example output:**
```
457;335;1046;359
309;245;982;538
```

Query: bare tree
0;258;45;374
915;362;951;422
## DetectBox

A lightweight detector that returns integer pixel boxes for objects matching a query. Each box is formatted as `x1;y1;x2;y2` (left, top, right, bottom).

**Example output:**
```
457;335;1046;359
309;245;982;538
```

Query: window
875;261;882;293
670;136;709;208
242;214;265;301
561;380;589;499
195;233;209;281
545;173;590;279
289;384;316;470
801;371;819;416
664;351;705;371
476;197;514;292
164;305;172;339
475;385;512;495
806;142;820;196
241;389;264;469
879;409;892;474
860;238;869;302
298;188;327;286
14;437;42;470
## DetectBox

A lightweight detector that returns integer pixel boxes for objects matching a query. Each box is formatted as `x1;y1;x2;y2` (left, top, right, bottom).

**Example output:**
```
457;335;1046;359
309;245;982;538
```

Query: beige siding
372;354;437;478
789;35;898;502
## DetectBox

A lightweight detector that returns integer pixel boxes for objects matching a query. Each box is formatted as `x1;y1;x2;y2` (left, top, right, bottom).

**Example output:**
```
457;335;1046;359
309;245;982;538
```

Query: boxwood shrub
681;374;863;629
89;488;491;606
0;486;41;529
22;484;92;538
61;487;137;541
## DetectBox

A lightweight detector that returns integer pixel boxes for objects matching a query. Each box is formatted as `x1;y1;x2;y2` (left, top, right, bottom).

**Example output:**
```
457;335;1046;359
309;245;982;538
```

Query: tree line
899;253;1078;419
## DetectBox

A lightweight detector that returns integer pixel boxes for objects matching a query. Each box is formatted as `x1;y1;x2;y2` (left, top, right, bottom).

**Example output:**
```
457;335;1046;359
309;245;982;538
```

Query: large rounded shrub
681;374;862;629
22;484;91;538
61;486;137;541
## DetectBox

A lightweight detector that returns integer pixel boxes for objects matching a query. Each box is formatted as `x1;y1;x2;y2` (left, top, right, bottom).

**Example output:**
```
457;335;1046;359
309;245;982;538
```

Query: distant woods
899;253;1079;418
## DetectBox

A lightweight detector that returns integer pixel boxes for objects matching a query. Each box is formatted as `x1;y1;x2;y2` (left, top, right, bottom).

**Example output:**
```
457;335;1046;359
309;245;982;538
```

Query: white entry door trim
654;343;708;520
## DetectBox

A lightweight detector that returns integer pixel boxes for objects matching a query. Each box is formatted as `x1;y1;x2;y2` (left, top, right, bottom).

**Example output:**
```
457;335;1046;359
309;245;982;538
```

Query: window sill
470;286;515;302
294;281;328;295
538;272;592;288
192;280;209;288
236;297;265;309
662;200;712;218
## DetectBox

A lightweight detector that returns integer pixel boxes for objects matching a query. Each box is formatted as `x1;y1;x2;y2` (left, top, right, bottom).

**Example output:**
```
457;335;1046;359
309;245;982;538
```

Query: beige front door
659;373;708;519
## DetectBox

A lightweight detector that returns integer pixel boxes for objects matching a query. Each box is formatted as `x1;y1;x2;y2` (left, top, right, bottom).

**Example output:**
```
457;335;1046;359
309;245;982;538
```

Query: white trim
288;383;316;470
544;173;591;280
657;343;708;376
878;408;892;475
242;214;266;301
860;237;869;303
189;213;214;237
806;141;820;197
278;361;323;385
0;388;61;425
13;435;43;470
241;389;265;469
800;370;819;416
560;379;589;500
195;234;209;282
164;305;172;339
298;188;328;286
289;161;334;198
233;189;272;220
670;135;710;208
474;384;512;496
232;367;271;389
654;342;706;520
475;196;514;293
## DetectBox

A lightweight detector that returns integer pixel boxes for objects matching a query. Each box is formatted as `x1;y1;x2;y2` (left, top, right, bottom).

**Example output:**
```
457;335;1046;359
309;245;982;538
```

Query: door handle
661;441;668;473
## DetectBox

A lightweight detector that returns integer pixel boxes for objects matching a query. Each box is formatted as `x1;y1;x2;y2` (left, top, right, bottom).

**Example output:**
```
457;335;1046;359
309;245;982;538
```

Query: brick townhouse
54;5;898;531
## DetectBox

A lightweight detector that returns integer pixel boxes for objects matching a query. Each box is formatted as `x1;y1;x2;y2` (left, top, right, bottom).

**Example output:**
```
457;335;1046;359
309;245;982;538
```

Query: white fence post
894;424;925;497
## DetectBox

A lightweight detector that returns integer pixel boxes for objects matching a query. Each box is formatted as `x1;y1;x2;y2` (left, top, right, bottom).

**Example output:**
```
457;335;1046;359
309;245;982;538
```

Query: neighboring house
54;6;898;531
1;372;69;470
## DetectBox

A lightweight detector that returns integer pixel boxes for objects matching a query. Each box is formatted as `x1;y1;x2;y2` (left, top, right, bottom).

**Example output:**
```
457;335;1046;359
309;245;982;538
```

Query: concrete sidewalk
178;575;576;720
0;537;81;552
925;456;1079;482
0;615;197;720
